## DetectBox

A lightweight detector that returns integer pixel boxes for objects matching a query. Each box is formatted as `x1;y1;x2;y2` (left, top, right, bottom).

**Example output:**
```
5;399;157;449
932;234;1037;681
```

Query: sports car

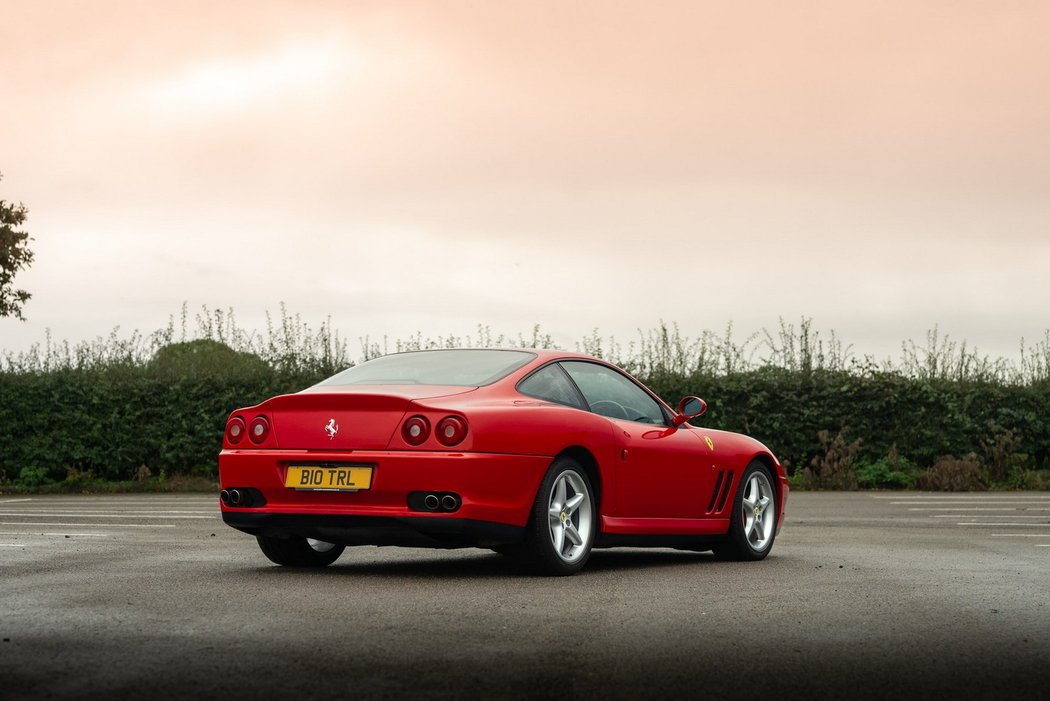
219;348;788;575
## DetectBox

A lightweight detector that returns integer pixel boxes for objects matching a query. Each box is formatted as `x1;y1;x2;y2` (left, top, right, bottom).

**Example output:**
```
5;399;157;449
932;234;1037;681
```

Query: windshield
316;349;537;387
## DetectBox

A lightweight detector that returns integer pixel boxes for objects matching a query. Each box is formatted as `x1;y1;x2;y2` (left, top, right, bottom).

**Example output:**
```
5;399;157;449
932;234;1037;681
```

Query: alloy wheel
546;469;593;563
741;470;774;552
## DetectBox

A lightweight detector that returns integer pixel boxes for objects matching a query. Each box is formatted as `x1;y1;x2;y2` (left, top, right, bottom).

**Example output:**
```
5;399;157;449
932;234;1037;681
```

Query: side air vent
707;471;725;513
714;471;735;513
707;470;735;514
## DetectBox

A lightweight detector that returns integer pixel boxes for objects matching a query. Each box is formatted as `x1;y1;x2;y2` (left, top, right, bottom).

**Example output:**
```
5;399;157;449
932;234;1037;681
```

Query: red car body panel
220;450;550;526
219;350;788;550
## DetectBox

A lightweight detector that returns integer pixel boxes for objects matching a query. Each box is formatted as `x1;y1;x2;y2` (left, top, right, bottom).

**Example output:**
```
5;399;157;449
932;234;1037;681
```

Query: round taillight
226;416;246;445
248;415;270;444
436;416;467;447
402;415;431;446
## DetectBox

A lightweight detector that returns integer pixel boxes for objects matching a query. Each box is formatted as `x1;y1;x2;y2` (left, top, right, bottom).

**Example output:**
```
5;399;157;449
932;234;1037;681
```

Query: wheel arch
748;451;788;535
554;445;602;516
749;452;780;497
750;451;776;475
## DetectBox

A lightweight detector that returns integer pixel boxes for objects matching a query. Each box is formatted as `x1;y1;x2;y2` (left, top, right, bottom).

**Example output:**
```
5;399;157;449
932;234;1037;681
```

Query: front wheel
522;458;596;576
714;461;778;561
257;535;345;567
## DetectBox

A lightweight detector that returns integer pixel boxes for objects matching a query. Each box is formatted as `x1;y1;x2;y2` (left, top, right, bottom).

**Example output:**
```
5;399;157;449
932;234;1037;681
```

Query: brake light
402;415;431;446
436;416;467;447
248;415;270;444
226;416;246;445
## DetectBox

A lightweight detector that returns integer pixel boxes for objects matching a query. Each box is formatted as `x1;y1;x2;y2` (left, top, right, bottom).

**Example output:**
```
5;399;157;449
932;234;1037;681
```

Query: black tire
713;460;778;561
256;535;345;567
521;457;596;576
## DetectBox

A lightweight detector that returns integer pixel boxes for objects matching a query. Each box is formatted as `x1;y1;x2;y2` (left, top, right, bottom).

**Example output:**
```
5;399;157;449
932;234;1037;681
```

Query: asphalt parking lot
1;492;1048;699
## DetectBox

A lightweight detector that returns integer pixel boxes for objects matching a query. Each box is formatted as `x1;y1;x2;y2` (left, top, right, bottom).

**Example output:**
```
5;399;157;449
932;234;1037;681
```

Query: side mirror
672;396;707;427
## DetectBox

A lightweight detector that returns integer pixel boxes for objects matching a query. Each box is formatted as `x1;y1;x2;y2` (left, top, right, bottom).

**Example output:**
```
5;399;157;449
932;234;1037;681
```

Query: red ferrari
219;349;788;575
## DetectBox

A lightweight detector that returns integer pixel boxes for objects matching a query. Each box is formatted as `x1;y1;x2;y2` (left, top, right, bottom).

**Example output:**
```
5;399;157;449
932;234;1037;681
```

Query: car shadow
236;547;718;581
586;548;717;572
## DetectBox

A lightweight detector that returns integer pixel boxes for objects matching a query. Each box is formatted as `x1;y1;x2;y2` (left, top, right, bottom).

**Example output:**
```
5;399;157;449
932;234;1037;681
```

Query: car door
559;361;716;520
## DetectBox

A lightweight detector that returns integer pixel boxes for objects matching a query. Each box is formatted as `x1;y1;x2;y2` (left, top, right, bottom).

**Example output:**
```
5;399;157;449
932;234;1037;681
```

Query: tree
0;173;34;320
149;339;270;377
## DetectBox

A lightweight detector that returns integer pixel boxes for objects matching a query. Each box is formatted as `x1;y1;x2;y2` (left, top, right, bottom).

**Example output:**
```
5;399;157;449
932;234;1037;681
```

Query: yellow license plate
285;465;374;491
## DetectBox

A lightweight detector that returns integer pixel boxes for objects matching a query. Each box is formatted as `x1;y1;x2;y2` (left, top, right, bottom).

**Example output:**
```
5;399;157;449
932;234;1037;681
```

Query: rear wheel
256;535;345;567
714;461;778;561
522;457;596;576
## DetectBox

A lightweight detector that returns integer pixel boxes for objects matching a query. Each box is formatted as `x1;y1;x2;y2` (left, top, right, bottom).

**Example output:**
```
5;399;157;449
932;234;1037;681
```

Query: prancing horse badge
324;418;339;440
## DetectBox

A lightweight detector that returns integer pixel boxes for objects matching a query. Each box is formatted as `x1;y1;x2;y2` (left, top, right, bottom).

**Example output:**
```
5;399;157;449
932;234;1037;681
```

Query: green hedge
1;347;1048;488
0;341;327;485
685;368;1050;471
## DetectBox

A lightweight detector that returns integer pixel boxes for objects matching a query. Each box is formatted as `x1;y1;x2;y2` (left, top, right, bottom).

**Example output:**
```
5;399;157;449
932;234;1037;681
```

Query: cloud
143;39;360;117
2;1;1048;364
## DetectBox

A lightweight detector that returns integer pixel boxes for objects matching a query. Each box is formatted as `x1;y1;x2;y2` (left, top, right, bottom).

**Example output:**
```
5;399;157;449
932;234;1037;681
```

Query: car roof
522;349;594;361
380;348;598;362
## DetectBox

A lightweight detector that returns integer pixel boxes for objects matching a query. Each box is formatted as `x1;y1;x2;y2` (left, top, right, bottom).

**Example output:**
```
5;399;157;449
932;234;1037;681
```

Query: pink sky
2;1;1048;361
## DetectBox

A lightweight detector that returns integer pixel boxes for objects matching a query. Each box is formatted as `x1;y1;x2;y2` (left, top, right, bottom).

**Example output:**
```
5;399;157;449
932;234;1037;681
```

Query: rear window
316;349;537;387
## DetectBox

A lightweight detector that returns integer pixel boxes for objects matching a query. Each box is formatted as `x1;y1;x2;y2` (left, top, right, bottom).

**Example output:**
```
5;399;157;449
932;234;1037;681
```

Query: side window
517;364;585;409
561;361;666;425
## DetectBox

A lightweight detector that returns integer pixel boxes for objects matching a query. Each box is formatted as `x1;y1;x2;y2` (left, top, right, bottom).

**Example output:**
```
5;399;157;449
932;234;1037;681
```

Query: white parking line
874;495;1050;499
0;498;32;504
910;507;1050;512
895;501;1050;505
0;522;175;528
0;512;216;519
933;515;1050;519
24;497;217;501
12;497;217;503
0;510;218;514
0;532;108;537
990;534;1050;538
0;510;217;515
0;543;24;547
958;523;1050;527
885;496;1050;546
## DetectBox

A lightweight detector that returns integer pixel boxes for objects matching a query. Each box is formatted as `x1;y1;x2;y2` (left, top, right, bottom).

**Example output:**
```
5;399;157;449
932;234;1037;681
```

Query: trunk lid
262;385;476;450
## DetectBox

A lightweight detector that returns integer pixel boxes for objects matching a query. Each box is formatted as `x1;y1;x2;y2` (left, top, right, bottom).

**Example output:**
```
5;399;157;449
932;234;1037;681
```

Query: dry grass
4;305;1049;385
915;454;985;491
800;428;861;490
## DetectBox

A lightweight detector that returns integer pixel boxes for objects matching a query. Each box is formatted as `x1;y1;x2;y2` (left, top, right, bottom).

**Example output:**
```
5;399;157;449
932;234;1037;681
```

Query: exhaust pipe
228;488;243;506
409;491;462;512
219;489;231;506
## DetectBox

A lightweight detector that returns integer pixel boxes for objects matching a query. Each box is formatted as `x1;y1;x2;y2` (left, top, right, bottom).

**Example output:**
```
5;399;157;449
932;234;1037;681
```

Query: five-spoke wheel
715;461;778;561
524;458;596;575
546;468;593;563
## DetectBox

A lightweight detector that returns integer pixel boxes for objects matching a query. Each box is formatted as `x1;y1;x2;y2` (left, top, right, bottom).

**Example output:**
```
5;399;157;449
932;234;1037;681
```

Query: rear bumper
223;512;524;548
218;449;552;540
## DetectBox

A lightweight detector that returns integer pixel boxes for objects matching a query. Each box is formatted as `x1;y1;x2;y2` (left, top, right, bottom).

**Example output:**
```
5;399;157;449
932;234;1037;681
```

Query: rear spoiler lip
296;384;479;400
250;386;479;412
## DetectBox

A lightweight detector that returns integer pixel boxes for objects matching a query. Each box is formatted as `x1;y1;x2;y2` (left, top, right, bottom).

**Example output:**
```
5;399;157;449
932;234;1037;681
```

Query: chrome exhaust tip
423;493;440;511
441;494;459;512
219;489;231;506
228;488;243;506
